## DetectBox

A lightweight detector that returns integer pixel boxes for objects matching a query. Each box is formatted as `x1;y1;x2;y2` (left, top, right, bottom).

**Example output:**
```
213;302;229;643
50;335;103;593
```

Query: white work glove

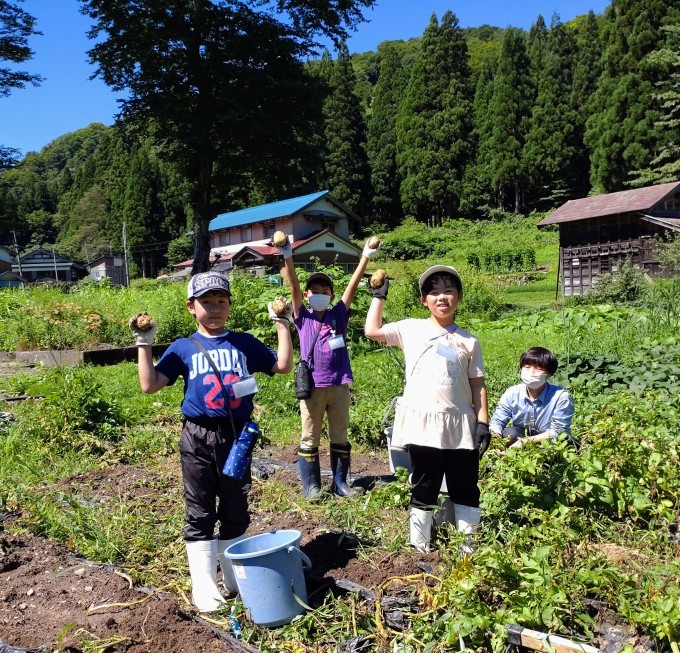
128;312;158;346
362;239;381;260
273;240;292;260
267;300;293;325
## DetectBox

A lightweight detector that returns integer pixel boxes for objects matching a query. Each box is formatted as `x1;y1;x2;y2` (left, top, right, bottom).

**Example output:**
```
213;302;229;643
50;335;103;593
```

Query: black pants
408;444;480;509
180;417;251;541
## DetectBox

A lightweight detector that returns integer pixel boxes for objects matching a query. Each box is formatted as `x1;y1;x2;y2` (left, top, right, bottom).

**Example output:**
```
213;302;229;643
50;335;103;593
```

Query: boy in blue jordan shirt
490;347;575;448
130;272;293;613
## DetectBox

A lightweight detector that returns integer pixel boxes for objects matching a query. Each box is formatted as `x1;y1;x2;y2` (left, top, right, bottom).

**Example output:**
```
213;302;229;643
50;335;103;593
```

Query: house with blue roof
206;190;363;276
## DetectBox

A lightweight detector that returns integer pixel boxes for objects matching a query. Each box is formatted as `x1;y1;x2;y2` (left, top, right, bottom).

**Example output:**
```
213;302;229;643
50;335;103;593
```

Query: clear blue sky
1;0;610;156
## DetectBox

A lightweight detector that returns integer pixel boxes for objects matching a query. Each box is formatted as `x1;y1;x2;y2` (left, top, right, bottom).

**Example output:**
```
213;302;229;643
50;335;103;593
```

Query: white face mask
521;368;547;389
308;294;331;312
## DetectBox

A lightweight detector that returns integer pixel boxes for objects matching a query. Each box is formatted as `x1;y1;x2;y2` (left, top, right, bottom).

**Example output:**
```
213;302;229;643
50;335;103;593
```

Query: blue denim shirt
490;382;574;439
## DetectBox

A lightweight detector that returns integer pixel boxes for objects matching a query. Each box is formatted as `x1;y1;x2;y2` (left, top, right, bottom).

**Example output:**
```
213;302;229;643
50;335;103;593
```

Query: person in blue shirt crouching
489;347;575;449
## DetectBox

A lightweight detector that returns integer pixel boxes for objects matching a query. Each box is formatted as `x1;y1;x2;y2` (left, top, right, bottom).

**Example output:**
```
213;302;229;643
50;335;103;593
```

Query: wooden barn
537;181;680;296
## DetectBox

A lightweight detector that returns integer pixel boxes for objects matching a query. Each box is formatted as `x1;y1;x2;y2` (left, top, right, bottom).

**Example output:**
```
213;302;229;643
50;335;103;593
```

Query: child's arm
489;389;513;435
270;320;294;374
364;295;388;343
130;314;169;393
341;254;370;308
275;240;304;318
469;377;489;425
137;345;170;394
341;240;380;308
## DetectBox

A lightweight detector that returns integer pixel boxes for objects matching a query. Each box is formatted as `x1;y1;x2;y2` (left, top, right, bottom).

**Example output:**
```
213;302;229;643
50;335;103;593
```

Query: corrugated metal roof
537;181;680;226
209;191;331;231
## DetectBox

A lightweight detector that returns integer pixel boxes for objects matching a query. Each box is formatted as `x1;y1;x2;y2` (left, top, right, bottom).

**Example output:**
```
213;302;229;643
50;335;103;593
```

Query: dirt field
0;414;438;653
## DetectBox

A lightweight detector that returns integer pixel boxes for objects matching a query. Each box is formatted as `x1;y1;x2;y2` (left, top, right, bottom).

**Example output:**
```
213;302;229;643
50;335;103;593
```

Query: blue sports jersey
155;331;277;422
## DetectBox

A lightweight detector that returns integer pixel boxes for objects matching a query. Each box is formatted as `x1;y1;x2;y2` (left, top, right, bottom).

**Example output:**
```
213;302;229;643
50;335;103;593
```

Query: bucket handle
287;545;312;571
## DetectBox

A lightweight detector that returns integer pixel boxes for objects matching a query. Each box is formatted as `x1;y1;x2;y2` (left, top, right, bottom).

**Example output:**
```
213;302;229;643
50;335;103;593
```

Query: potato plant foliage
0;260;679;651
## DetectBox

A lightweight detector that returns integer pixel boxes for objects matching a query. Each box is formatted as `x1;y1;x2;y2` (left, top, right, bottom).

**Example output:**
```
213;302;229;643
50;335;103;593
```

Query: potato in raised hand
270;296;290;317
133;312;154;331
272;231;288;247
369;269;387;289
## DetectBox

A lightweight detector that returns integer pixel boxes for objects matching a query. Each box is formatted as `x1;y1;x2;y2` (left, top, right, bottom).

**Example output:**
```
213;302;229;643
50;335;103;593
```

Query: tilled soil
0;442;438;653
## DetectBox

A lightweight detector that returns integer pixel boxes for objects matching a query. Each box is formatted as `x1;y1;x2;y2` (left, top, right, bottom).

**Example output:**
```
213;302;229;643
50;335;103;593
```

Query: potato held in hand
134;312;154;331
369;269;387;289
270;296;290;317
367;236;382;250
272;231;288;247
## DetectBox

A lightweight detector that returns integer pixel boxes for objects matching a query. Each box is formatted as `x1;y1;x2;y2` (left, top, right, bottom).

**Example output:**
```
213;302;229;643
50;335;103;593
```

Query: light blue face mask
308;293;331;311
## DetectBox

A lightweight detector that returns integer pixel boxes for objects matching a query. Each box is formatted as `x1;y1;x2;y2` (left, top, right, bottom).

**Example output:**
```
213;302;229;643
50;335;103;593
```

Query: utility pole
53;249;58;282
12;231;23;279
122;223;130;286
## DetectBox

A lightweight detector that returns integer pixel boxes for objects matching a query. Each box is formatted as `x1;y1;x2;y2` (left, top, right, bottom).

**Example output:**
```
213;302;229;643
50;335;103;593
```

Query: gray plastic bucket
225;529;311;627
385;426;412;474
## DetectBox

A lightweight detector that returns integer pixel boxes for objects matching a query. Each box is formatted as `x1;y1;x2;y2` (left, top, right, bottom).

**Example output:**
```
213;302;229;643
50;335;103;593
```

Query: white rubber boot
409;506;433;552
217;535;247;595
434;495;456;528
185;539;226;612
454;504;481;556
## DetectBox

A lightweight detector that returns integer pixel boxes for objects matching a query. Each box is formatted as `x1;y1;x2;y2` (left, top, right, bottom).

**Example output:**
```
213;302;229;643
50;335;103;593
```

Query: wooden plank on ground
506;624;600;653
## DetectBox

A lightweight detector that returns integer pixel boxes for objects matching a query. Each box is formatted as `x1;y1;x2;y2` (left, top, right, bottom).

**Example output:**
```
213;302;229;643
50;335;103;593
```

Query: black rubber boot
330;443;364;498
298;447;323;500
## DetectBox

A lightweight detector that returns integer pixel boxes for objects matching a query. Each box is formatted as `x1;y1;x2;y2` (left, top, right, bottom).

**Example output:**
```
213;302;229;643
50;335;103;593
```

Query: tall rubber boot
298;447;323;500
185;539;225;612
330;442;365;498
454;504;481;556
217;535;247;595
409;506;433;552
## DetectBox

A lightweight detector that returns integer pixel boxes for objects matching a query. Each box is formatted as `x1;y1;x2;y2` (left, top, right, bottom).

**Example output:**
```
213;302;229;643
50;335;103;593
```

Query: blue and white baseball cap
187;272;231;299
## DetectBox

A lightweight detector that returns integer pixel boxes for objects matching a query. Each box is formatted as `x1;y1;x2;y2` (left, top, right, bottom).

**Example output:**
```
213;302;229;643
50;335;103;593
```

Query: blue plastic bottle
222;421;259;479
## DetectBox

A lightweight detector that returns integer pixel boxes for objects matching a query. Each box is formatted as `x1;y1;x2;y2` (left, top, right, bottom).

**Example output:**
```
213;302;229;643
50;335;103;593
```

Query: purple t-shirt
294;302;353;387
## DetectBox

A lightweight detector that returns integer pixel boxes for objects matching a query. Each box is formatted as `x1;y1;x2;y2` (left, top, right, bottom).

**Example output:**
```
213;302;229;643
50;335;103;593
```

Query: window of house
263;223;276;238
219;232;230;246
325;242;335;248
240;227;252;241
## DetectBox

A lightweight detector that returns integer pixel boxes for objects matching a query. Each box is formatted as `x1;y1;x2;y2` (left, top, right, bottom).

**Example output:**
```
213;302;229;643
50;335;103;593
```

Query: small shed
537;181;680;296
88;254;127;285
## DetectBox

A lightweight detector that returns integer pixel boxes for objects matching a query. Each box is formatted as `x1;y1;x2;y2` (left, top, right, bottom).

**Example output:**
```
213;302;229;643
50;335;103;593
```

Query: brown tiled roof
537;181;680;226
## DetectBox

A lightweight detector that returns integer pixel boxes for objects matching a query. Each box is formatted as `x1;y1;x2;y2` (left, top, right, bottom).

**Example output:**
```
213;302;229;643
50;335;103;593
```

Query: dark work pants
180;417;251;541
408;444;480;509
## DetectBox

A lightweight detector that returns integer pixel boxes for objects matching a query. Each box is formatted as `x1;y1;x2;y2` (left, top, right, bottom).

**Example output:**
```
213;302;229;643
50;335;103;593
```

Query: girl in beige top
365;265;489;553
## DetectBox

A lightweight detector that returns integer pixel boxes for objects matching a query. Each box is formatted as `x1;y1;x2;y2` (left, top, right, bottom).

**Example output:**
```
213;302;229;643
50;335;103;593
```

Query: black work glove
369;276;389;301
476;421;491;459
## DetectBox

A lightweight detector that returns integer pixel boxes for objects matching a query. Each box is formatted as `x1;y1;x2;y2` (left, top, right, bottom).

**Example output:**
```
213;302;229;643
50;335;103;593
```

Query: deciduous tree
80;0;375;273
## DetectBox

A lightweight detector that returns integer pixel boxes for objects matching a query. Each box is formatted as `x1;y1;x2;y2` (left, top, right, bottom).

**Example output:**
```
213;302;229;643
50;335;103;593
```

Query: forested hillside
0;0;677;276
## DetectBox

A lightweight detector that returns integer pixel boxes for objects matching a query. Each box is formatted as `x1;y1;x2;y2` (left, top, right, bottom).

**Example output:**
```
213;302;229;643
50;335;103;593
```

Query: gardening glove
268;300;293;325
368;276;389;301
362;239;381;260
129;312;158;346
476;421;491;459
272;239;292;260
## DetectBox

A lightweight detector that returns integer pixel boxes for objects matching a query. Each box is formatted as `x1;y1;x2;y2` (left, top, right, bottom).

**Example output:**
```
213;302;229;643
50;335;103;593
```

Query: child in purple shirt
274;235;379;499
